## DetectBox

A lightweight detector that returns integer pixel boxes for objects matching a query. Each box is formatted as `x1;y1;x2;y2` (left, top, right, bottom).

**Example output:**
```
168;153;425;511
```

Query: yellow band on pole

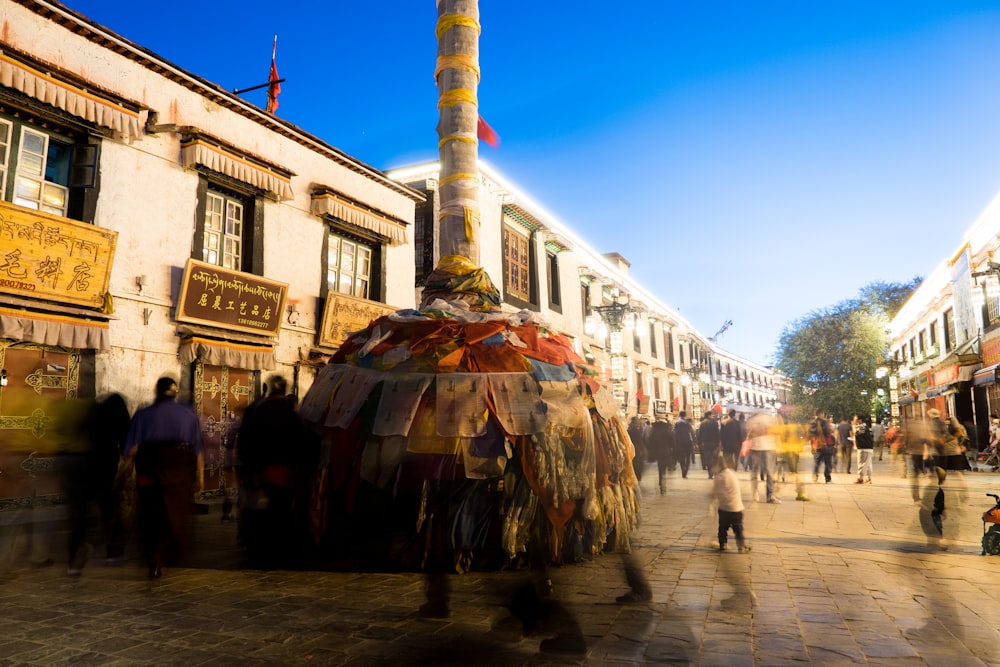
438;134;478;150
464;206;479;242
435;54;481;82
438;88;477;109
436;14;481;41
439;172;478;188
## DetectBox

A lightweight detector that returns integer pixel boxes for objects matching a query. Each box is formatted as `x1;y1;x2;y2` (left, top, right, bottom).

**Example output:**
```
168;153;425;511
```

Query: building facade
0;0;421;507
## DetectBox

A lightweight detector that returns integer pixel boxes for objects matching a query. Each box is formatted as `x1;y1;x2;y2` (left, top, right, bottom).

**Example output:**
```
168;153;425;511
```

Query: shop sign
0;200;117;309
653;399;668;416
176;259;287;336
983;335;1000;366
318;292;396;348
933;364;959;386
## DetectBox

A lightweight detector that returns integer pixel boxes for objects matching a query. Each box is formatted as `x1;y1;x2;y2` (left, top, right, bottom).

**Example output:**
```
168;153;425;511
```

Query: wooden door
0;341;80;509
192;362;256;498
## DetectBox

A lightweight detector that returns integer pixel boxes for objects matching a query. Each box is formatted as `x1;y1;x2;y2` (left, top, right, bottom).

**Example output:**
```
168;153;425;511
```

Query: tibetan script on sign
318;293;396;349
176;259;288;336
0;200;117;309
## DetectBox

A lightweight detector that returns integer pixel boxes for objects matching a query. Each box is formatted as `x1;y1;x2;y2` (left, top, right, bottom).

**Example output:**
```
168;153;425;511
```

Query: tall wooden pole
435;0;480;264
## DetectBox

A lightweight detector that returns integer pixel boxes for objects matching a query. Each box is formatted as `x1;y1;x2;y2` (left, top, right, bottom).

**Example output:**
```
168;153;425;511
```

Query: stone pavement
1;456;999;666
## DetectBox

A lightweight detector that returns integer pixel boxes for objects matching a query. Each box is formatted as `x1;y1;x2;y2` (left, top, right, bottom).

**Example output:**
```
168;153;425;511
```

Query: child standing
711;454;750;553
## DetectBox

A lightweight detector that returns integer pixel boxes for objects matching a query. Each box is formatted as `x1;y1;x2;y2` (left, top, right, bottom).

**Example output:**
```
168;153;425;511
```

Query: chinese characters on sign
176;259;288;336
318;292;396;349
0;200;117;309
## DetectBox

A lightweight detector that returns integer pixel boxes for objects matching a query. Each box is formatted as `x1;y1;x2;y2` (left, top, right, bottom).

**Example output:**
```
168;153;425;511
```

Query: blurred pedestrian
748;413;779;503
873;419;886;461
720;409;742;470
125;376;203;579
776;416;809;501
673;411;695;480
627;415;648;482
809;409;834;483
698;411;721;478
237;375;317;568
903;414;931;502
837;416;853;474
853;414;874;484
645;416;675;494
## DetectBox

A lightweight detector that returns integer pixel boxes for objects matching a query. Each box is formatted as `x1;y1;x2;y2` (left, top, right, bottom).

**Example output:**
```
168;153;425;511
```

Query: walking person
873;419;886;461
904;414;931;503
627;416;648;482
645;416;674;494
748;413;780;503
673;412;695;480
125;377;203;579
698;411;721;478
809;409;834;484
719;409;743;470
776;416;809;501
837;416;853;474
853;414;874;484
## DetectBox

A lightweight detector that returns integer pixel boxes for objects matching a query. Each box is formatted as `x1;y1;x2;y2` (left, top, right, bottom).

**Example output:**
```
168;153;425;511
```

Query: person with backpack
809;409;835;484
853;414;874;484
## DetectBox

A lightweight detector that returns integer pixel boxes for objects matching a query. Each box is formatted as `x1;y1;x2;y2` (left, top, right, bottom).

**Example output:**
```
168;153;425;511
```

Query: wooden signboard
318;292;397;349
0;200;117;309
176;258;288;337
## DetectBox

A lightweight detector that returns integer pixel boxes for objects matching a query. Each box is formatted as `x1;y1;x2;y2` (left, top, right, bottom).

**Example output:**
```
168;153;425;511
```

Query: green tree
776;280;919;422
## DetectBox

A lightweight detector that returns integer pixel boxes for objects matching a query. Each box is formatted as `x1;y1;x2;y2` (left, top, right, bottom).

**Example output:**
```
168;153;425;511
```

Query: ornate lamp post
680;356;713;420
592;287;636;414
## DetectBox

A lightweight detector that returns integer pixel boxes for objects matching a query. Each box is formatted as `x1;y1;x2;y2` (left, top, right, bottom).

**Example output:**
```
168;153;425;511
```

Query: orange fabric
518;436;576;532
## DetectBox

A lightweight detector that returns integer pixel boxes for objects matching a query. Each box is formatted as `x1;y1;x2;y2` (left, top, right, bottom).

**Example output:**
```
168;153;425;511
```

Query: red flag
266;36;281;114
477;114;499;148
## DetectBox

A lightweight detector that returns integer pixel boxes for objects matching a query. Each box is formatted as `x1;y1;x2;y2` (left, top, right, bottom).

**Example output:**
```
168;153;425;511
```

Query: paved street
1;456;999;666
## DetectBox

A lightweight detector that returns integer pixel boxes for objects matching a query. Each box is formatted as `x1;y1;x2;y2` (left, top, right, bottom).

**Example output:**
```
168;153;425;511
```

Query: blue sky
63;1;1000;365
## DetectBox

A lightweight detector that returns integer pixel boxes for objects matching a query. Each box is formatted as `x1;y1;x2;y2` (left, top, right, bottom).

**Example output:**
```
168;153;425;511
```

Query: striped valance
311;191;408;245
0;306;109;350
178;335;276;371
0;52;146;141
180;139;294;201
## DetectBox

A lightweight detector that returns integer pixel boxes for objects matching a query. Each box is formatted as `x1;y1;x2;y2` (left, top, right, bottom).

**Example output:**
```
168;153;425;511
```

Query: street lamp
593;287;637;414
681;354;713;420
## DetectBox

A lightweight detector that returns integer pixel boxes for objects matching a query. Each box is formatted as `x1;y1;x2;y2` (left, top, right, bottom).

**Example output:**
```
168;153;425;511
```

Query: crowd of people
628;405;984;551
4;374;316;580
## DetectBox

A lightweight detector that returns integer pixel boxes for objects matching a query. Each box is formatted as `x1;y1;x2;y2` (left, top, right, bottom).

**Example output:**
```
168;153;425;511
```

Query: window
545;251;561;311
502;223;534;306
944;309;955;352
0;118;72;216
649;321;658;357
194;179;261;274
203;189;244;270
327;231;373;299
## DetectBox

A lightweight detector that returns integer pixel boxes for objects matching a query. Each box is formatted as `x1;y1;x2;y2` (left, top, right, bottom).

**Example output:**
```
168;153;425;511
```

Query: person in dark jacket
645;416;675;494
698;411;722;478
237;375;317;567
720;410;743;470
125;377;203;579
673;412;696;480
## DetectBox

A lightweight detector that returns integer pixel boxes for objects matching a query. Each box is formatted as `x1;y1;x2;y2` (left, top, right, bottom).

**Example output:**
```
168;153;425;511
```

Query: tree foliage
775;280;919;422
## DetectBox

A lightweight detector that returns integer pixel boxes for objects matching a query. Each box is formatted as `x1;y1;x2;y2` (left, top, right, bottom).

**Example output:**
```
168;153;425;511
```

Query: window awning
178;335;275;371
0;306;109;350
181;139;294;201
0;52;147;141
974;364;999;387
311;191;408;245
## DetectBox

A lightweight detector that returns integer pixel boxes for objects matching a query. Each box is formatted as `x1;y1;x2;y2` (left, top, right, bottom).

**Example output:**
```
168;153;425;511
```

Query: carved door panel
0;342;79;509
192;362;255;497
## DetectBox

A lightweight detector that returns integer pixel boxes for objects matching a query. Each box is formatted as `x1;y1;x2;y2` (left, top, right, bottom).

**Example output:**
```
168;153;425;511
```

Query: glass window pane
14;176;41;201
338;272;352;295
341;241;356;274
42;182;67;210
21;130;45;158
19;152;43;178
